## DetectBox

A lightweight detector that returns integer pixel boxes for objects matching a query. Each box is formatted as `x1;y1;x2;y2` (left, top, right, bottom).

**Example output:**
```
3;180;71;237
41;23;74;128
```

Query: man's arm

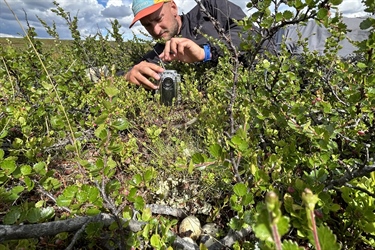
202;0;246;49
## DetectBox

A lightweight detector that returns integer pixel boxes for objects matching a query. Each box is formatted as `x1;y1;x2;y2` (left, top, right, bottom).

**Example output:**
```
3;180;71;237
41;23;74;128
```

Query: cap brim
129;2;164;28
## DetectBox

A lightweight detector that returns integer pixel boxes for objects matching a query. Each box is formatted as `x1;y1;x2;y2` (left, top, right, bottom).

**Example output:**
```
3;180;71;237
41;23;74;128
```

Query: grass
0;37;73;49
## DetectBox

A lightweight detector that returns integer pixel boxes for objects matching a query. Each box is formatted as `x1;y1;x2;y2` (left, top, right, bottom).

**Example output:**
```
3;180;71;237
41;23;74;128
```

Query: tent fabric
277;16;373;57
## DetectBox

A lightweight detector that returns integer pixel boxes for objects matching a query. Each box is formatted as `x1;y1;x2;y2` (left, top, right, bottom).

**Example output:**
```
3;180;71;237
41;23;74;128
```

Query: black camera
157;70;180;106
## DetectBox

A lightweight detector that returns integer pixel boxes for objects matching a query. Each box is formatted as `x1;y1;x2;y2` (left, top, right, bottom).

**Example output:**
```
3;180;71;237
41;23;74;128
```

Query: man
124;0;247;89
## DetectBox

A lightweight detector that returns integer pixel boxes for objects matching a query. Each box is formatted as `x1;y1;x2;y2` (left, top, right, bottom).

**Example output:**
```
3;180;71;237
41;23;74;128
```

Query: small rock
202;223;219;236
179;215;201;240
200;234;216;247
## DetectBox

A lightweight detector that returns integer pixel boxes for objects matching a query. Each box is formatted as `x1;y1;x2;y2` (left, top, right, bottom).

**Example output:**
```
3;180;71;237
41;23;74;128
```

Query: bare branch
0;213;145;242
146;204;188;218
325;164;375;190
208;226;253;249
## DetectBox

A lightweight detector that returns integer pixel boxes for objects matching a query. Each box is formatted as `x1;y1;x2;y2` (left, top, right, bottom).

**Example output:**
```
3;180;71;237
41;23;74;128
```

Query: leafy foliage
1;0;375;249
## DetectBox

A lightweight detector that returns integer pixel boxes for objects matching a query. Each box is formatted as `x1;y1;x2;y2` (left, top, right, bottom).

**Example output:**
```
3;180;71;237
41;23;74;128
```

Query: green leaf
0;130;8;139
123;206;133;220
95;125;108;140
134;196;145;211
33;162;47;175
40;207;55;220
76;189;88;203
23;176;35;191
242;193;254;206
282;240;305;250
51;116;65;130
132;174;142;186
20;165;32;175
86;208;101;216
277;216;290;237
363;222;375;234
317;8;328;19
107;157;117;169
0;149;4;160
56;185;78;207
282;10;294;20
112;118;130;130
275;12;283;22
142;207;152;221
87;187;100;203
233;183;248;197
311;225;341;250
85;222;103;236
254;207;272;242
142;223;152;239
150;234;161;248
3;209;21;224
27;207;41;223
319;225;341;250
229;216;243;231
192;153;204;164
143;169;154;182
95;112;109;125
329;0;343;5
1;159;17;175
11;185;24;196
243;210;253;225
209;144;222;158
360;18;374;30
104;86;120;98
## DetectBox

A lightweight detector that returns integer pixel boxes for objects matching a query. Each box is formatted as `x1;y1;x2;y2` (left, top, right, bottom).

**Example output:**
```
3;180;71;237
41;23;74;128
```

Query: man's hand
159;37;205;63
125;61;164;89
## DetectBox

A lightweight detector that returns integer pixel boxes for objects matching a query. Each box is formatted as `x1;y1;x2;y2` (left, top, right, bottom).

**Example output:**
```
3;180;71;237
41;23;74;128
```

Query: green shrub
0;0;374;249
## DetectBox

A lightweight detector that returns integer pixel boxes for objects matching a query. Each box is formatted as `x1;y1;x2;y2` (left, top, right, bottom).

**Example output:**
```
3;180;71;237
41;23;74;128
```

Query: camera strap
153;48;166;70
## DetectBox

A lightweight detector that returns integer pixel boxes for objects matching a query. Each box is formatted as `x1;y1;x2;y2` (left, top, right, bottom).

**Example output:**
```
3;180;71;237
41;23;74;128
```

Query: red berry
357;130;365;136
314;209;323;219
287;186;295;193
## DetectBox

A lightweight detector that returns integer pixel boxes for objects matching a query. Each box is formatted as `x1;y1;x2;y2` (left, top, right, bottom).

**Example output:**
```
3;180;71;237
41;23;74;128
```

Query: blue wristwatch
203;44;211;62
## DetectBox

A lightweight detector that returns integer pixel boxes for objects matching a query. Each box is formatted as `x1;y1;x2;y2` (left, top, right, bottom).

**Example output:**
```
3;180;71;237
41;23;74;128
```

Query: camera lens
162;77;174;90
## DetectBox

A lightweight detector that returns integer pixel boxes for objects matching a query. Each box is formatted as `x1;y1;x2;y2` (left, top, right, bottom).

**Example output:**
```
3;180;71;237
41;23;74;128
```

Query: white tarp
278;16;373;57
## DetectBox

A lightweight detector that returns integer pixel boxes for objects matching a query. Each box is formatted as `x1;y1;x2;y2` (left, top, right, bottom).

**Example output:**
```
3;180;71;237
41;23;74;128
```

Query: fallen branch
208;226;253;250
0;213;145;242
0;209;254;249
147;204;188;218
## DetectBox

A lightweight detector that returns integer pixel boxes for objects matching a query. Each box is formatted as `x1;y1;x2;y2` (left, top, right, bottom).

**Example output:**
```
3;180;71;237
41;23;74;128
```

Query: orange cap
130;0;170;28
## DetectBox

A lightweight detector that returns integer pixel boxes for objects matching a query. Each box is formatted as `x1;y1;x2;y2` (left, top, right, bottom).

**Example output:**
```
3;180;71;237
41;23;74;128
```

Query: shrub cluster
0;0;374;249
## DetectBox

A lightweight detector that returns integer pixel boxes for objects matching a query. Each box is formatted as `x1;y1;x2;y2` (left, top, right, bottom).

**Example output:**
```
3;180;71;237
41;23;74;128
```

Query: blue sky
97;0;108;7
0;0;368;40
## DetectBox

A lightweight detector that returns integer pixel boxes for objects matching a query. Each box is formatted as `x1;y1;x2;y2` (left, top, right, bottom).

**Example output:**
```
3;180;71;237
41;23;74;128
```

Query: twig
344;183;375;199
96;179;126;249
65;219;90;250
325;164;375;190
194;0;242;183
36;185;71;213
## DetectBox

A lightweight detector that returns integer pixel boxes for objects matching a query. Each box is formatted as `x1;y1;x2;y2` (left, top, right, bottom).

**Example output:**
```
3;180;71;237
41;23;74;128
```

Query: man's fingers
126;62;164;89
161;38;203;63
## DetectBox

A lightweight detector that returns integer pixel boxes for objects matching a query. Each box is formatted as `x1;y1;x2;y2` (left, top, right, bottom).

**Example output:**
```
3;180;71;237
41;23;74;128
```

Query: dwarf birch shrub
0;0;375;249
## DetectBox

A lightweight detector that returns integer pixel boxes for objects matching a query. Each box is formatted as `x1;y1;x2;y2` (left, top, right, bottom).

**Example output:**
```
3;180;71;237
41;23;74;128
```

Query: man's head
130;0;180;41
